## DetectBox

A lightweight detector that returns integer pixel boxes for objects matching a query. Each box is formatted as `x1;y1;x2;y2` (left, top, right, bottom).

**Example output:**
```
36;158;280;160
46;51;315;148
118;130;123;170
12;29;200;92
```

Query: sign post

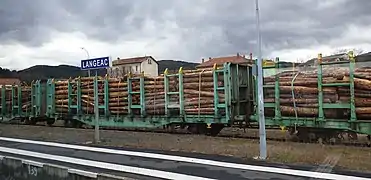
80;56;110;143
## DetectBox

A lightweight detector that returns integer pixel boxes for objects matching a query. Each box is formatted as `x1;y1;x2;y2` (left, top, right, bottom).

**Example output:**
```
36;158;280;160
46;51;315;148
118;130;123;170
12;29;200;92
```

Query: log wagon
249;51;371;142
2;51;371;141
0;63;254;136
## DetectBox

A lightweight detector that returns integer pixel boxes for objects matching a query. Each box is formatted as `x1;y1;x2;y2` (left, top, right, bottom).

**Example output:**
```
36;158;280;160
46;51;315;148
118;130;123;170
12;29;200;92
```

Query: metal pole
94;71;100;143
255;0;267;160
81;47;91;77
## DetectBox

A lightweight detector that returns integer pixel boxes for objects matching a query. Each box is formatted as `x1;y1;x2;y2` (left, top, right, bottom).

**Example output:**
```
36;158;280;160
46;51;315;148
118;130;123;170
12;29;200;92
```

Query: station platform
0;136;369;180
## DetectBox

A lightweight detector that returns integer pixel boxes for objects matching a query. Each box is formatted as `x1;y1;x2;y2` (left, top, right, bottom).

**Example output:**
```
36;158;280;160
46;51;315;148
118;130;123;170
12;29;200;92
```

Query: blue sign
81;56;110;70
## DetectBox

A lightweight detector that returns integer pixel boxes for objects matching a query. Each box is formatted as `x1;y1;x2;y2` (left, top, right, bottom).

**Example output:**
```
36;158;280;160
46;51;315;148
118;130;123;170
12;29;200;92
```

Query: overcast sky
1;0;371;70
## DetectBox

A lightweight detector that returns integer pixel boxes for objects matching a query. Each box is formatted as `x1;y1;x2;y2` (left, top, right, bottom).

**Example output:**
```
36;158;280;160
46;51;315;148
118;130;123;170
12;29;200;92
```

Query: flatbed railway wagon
0;63;255;136
249;51;371;142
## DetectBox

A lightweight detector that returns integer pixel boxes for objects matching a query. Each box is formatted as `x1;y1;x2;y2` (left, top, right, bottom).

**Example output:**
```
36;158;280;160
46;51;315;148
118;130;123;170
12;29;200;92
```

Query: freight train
1;51;370;142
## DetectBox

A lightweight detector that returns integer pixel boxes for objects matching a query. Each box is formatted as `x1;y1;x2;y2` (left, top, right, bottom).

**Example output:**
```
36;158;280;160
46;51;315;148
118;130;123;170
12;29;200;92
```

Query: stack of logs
263;66;371;119
0;85;32;114
54;69;225;115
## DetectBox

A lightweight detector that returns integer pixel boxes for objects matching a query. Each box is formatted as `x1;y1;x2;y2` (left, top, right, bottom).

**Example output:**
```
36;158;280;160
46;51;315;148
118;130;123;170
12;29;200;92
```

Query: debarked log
145;99;224;109
355;107;371;114
184;89;225;98
264;98;331;104
264;78;349;86
338;96;371;106
263;86;336;94
265;106;339;117
353;78;371;90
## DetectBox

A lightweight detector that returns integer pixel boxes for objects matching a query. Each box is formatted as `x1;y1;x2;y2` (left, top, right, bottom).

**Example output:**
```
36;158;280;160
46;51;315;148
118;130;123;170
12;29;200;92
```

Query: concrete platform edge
0;155;137;180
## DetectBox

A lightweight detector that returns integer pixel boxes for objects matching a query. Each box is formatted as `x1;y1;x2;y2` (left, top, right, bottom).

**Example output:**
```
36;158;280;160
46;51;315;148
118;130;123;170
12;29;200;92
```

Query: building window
116;68;120;77
112;68;116;77
121;66;125;76
136;66;138;72
148;58;151;64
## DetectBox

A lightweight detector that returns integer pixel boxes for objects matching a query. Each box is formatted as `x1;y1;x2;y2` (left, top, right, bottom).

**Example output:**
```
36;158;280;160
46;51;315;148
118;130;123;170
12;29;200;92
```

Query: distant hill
278;61;300;68
16;65;107;83
157;60;199;73
0;60;198;83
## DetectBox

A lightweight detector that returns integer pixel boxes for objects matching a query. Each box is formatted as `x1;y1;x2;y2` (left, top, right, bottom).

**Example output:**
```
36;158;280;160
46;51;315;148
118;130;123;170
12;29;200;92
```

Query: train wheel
287;127;299;142
187;124;207;134
293;128;341;144
167;124;178;133
46;119;55;126
347;131;358;142
64;119;72;127
295;128;311;142
205;124;224;136
26;118;37;125
71;120;83;128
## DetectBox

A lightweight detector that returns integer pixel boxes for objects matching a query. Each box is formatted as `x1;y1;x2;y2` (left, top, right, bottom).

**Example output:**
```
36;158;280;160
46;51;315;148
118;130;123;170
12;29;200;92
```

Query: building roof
0;78;21;85
196;53;253;68
112;56;158;66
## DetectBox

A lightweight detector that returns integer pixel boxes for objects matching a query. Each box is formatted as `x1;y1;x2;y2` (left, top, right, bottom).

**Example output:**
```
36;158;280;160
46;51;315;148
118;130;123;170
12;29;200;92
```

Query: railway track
1;119;370;148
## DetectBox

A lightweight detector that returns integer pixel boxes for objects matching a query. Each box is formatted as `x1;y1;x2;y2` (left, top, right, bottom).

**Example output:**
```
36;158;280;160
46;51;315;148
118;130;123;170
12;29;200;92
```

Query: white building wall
140;57;158;77
108;63;141;78
108;57;158;78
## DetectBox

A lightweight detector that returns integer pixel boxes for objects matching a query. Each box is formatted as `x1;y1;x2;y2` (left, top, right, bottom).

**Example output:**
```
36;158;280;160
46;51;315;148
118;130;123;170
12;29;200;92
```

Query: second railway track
1;120;370;148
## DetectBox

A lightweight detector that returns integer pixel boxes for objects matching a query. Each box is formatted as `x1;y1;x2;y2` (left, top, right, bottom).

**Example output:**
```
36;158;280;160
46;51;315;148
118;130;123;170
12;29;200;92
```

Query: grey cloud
0;0;370;62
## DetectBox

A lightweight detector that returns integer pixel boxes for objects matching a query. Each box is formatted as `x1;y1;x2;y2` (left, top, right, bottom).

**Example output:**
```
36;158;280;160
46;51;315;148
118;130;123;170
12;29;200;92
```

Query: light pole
255;0;267;160
80;47;99;143
81;47;91;77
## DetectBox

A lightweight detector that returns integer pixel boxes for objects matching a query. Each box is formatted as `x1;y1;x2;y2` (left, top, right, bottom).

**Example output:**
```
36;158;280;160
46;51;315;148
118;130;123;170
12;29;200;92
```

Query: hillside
17;65;107;83
0;60;199;83
157;60;199;73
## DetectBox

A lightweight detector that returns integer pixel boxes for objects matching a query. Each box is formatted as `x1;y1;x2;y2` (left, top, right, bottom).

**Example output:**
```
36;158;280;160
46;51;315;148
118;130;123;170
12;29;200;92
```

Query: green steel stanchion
262;61;277;109
77;77;82;116
317;53;324;121
164;69;169;116
46;79;54;116
317;51;355;122
163;68;183;117
213;64;220;117
235;64;240;117
127;72;145;116
67;78;72;114
178;67;184;116
11;86;15;116
274;57;281;120
224;63;230;123
36;80;41;116
17;85;22;116
348;51;357;122
1;86;6;117
104;75;110;116
139;72;146;116
47;79;56;117
31;81;35;117
67;77;81;116
127;72;133;116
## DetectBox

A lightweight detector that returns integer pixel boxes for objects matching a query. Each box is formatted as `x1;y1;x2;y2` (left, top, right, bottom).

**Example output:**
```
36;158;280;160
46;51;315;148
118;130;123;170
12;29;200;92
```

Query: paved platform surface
0;136;369;180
